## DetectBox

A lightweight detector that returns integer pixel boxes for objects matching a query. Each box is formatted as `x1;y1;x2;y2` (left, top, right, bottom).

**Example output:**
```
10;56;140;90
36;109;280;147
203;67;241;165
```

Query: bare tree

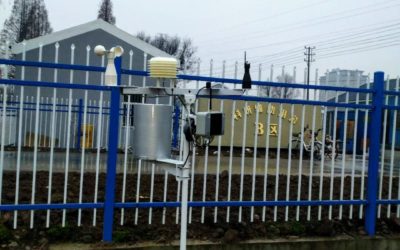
178;38;196;71
262;73;298;99
0;0;52;81
136;31;198;72
0;0;52;45
97;0;116;25
25;0;52;40
136;31;151;43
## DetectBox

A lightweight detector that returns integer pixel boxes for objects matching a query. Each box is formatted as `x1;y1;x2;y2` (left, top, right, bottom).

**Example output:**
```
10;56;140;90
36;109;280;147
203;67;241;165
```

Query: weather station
95;45;252;250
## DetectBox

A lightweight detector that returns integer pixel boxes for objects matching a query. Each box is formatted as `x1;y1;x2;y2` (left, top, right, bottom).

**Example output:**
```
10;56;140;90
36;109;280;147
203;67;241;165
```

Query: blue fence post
102;56;122;242
365;71;384;236
76;98;83;149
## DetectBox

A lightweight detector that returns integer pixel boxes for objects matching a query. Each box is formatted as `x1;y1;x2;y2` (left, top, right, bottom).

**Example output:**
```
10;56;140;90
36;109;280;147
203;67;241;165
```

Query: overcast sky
2;0;400;81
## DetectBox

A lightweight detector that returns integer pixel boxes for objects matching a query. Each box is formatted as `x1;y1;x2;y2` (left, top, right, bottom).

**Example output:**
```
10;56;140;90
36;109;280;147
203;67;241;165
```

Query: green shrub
113;230;131;243
46;224;74;242
0;224;13;243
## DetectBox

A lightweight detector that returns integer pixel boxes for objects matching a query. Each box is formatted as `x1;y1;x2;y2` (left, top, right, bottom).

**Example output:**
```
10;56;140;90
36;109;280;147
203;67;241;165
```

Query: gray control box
196;112;225;137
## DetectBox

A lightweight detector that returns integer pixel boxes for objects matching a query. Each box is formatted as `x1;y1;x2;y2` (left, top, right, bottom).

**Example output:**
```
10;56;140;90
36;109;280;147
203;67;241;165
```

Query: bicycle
313;128;341;160
290;125;321;160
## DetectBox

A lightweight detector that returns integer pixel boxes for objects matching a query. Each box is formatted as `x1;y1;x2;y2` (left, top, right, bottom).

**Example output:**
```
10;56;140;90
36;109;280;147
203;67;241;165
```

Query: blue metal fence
0;55;399;242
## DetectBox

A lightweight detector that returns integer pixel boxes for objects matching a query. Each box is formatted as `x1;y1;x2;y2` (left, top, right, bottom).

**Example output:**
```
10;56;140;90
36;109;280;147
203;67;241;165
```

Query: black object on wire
242;51;252;89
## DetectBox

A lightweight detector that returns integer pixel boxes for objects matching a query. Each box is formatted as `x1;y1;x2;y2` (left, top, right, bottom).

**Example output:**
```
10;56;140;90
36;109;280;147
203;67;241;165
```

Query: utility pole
304;46;315;100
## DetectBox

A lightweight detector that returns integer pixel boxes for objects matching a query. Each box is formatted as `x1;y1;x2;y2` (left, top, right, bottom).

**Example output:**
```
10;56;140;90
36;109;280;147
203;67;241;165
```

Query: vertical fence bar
8;95;14;146
162;171;168;225
58;98;63;148
339;92;349;220
142;53;147;103
250;101;260;222
43;97;49;147
76;99;83;149
118;104;124;149
377;76;390;218
318;92;328;220
105;100;110;148
29;96;33;147
188;99;198;224
226;100;236;222
121;51;133;225
88;100;93;149
1;43;10;167
285;105;295;221
13;42;26;228
349;73;361;219
150;70;160;225
365;71;384;236
262;103;272;222
149;163;155;224
78;46;91;226
307;105;317;221
30;44;43;228
93;54;105;226
38;96;43;147
269;65;274;96
388;77;399;218
62;44;75;226
102;57;121;242
274;73;285;222
360;75;371;219
329;90;340;220
238;101;248;222
256;64;261;96
214;61;225;223
135;159;142;225
296;105;306;221
200;59;213;223
0;67;8;211
314;69;319;100
23;96;28;147
46;42;59;227
72;99;77;149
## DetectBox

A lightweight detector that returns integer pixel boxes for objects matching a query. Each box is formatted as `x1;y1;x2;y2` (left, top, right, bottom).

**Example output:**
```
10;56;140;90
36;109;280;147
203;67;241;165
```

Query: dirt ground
1;171;400;248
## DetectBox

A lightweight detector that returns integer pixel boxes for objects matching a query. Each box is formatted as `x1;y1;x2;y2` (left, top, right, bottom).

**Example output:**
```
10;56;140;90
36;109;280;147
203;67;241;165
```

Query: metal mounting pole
179;137;190;250
179;96;194;250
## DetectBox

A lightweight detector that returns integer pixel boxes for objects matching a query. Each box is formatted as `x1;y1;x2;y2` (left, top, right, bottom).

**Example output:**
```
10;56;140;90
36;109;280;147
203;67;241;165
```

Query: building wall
198;99;322;148
10;29;164;147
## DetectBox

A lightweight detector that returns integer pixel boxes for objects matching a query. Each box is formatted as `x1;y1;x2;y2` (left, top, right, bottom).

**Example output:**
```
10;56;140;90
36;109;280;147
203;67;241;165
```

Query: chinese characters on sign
234;104;298;136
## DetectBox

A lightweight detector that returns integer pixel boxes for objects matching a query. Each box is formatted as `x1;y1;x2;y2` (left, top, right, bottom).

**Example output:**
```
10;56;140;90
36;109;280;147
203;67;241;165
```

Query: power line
203;20;400;57
203;41;400;77
193;0;329;38
274;41;400;67
197;0;400;49
255;30;400;66
199;25;400;75
201;20;400;65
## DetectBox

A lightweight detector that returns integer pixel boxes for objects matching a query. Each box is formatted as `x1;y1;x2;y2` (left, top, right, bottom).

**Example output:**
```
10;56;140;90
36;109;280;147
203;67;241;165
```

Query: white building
319;69;368;101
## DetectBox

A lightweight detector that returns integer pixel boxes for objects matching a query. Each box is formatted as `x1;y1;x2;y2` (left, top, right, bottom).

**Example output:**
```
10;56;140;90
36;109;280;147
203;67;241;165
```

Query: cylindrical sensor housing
132;103;172;160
